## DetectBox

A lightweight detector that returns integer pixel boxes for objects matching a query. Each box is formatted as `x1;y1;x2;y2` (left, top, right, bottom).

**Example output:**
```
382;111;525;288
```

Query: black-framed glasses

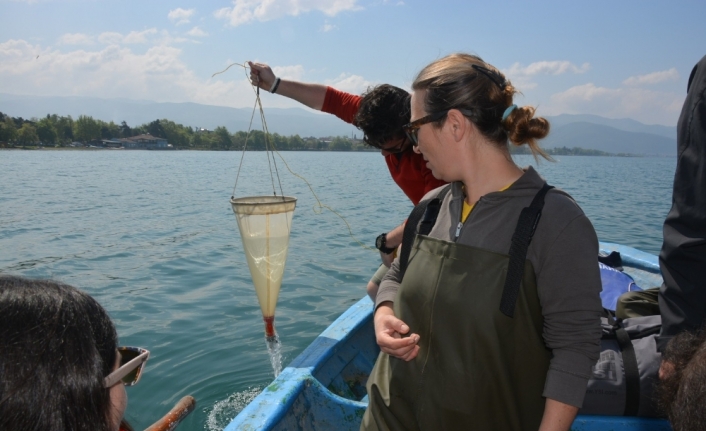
380;136;410;154
364;135;409;154
402;111;449;146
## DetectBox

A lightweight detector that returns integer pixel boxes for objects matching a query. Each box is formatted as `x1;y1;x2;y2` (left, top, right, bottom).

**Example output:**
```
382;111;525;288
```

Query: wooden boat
224;243;672;430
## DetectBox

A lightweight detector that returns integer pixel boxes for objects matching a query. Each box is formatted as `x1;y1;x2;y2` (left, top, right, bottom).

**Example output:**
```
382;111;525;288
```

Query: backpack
580;251;663;417
579;313;663;417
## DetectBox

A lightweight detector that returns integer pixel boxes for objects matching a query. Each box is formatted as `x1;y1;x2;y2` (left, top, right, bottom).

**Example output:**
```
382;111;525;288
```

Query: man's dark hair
658;327;706;431
354;84;410;149
0;275;119;431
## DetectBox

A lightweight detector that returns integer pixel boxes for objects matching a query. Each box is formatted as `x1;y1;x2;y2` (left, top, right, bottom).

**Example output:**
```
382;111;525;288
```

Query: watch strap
376;233;396;254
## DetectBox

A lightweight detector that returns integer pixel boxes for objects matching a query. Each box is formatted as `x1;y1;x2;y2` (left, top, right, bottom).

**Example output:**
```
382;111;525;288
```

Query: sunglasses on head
104;346;150;388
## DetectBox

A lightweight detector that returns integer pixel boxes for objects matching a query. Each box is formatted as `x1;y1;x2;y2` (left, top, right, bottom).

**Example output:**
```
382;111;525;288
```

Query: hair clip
472;64;506;90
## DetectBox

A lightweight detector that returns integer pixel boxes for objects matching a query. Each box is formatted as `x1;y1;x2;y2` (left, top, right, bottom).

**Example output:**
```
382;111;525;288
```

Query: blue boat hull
226;243;672;430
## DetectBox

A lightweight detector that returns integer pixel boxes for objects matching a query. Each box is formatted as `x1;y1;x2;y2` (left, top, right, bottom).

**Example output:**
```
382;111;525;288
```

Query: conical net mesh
230;196;296;318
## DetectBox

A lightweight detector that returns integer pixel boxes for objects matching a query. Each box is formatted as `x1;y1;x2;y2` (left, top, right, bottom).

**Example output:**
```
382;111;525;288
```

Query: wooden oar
143;395;196;431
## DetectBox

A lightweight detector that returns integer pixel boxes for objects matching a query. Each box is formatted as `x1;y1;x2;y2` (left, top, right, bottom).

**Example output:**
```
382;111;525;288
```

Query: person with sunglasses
0;275;149;431
248;62;447;301
361;54;602;431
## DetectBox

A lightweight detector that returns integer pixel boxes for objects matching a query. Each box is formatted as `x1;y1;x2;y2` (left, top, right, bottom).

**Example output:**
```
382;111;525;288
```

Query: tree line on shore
0;111;373;151
0;111;623;156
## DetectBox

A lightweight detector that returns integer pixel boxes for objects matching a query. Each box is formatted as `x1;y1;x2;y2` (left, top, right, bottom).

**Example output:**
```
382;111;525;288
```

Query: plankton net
230;195;296;340
226;70;299;365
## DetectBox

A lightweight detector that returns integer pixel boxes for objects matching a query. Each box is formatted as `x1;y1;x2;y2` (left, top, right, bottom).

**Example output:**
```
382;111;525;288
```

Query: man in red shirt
248;62;446;298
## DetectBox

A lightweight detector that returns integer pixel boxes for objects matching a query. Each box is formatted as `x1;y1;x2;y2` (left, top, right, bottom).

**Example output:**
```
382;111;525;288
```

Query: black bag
579;313;663;417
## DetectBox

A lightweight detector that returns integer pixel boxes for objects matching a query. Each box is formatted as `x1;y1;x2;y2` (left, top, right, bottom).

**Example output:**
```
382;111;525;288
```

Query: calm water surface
0;151;675;430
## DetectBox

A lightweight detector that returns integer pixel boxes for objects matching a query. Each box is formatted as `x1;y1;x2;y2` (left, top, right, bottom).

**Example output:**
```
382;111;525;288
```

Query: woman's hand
374;302;420;361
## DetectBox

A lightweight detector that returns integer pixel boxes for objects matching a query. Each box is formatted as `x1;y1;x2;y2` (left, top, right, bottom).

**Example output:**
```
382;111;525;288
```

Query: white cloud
548;82;684;125
503;60;590;93
4;41;381;114
214;0;361;27
97;32;123;45
552;83;614;102
623;68;679;86
325;73;371;95
270;64;306;81
505;60;590;77
97;29;158;45
186;27;208;37
320;23;336;32
58;33;95;46
168;8;195;25
0;39;251;109
123;29;159;44
511;79;538;92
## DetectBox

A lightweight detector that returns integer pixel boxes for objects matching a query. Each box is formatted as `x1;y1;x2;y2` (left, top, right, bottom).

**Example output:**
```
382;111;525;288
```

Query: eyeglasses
104;346;150;388
402;111;449;146
380;136;409;154
364;135;409;154
403;109;477;146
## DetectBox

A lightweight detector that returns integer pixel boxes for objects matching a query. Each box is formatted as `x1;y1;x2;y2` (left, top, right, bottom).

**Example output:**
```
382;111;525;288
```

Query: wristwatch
375;233;396;255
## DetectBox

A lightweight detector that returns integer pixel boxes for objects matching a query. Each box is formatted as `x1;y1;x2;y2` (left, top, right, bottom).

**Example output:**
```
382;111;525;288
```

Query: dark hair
0;275;118;431
411;53;551;161
354;84;411;148
658;328;706;431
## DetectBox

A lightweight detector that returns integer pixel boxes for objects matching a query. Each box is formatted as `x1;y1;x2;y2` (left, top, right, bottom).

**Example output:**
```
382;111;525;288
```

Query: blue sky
1;0;705;126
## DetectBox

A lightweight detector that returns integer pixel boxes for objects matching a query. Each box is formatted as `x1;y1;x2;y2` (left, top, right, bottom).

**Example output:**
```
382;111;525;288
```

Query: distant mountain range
0;93;677;156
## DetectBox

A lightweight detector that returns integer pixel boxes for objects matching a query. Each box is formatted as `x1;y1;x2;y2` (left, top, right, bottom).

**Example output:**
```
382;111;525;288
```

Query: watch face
376;234;385;250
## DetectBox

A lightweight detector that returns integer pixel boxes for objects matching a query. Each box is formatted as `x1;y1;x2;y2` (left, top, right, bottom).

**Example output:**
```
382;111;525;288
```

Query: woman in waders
361;53;603;431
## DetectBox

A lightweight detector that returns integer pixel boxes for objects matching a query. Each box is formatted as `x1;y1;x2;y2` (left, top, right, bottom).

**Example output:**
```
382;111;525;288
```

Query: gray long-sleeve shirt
376;166;603;408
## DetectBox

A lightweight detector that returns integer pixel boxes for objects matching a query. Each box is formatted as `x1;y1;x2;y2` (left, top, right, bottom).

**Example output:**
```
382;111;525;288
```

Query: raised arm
248;61;328;111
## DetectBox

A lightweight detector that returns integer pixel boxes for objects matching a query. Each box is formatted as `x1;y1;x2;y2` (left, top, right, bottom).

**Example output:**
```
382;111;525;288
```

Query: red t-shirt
321;87;446;205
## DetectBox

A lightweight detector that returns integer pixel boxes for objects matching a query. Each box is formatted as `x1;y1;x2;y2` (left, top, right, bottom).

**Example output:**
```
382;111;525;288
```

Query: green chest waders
362;184;553;431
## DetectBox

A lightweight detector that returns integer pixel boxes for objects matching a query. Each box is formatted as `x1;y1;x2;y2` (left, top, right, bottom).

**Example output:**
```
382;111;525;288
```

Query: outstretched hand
248;61;276;90
374;303;420;361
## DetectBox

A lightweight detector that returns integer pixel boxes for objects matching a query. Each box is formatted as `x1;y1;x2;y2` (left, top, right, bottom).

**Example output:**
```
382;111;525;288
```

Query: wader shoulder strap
499;183;554;318
399;185;452;276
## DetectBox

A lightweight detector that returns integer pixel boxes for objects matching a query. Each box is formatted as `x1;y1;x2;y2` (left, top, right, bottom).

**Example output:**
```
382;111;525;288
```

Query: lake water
0;150;675;430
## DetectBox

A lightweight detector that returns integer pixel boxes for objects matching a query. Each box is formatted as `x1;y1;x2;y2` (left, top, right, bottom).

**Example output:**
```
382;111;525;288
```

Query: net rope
212;62;375;251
